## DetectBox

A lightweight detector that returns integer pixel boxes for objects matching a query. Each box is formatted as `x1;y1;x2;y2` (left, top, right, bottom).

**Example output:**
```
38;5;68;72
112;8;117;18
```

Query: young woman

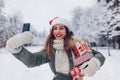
5;17;105;80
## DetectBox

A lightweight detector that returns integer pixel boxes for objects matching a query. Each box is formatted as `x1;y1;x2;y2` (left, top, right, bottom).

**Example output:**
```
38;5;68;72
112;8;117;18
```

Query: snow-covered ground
0;46;120;80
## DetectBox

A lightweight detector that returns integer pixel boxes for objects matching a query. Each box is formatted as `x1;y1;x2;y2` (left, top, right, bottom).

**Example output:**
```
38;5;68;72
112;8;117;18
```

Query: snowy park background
0;0;120;80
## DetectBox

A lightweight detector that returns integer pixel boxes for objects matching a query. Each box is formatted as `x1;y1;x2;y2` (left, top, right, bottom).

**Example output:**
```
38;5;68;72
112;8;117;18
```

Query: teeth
56;34;61;37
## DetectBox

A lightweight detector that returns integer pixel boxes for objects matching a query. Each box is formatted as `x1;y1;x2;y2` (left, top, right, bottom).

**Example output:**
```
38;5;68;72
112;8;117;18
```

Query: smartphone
22;23;30;32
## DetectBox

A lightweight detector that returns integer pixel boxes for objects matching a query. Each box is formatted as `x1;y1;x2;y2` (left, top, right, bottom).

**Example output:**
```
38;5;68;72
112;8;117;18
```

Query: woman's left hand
80;57;101;77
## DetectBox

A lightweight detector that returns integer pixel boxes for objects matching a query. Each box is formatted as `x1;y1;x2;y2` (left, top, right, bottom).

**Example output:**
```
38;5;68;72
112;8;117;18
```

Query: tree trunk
117;37;120;49
108;39;111;56
112;38;116;49
116;36;120;49
118;42;120;49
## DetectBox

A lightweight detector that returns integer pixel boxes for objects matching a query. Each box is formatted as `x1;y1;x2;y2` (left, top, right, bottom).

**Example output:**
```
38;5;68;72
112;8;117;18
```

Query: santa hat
49;17;71;28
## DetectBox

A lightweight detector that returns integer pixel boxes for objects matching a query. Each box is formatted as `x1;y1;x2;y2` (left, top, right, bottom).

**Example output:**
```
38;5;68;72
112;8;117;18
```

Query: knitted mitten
80;57;100;77
6;31;33;53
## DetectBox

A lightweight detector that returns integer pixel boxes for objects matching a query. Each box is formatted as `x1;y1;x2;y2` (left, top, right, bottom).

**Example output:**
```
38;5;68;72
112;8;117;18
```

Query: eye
53;26;57;30
60;26;65;30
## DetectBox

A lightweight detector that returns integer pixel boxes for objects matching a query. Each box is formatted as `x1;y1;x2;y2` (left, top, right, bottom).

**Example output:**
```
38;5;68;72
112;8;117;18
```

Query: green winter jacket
13;47;105;80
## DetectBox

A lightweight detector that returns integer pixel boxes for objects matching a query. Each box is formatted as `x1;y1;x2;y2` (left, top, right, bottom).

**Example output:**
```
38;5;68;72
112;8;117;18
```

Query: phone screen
22;23;30;32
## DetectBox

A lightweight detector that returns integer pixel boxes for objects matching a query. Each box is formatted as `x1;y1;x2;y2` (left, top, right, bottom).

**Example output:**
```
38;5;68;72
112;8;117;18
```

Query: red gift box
70;67;84;80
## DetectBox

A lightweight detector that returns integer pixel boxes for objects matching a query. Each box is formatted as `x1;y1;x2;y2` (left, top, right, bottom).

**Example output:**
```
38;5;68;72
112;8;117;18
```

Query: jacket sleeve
91;49;105;67
13;47;49;68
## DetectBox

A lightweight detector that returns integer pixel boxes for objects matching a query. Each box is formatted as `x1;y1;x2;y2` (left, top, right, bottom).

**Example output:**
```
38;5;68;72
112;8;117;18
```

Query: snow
0;46;120;80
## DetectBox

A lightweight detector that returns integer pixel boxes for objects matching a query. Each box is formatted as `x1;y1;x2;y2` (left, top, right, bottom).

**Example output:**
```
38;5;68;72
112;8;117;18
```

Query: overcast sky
4;0;96;32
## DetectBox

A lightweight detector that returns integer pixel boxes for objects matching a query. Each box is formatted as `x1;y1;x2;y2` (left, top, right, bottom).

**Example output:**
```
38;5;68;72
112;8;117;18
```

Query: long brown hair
42;26;74;60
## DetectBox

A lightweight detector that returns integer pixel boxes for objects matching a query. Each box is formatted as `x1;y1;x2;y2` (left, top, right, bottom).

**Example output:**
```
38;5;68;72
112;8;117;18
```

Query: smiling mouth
56;34;62;37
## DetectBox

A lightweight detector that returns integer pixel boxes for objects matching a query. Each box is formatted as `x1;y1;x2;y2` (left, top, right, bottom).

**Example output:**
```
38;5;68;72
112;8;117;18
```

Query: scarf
53;39;70;74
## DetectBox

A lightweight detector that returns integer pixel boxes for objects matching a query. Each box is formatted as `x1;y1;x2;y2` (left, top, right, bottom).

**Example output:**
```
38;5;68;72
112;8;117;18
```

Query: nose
56;29;60;33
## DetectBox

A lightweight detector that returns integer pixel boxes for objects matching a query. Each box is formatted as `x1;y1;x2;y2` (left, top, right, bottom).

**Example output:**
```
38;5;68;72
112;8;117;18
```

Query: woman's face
53;24;67;40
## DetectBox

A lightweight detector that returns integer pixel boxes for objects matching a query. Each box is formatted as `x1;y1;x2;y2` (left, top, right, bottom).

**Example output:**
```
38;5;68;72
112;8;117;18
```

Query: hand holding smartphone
22;23;31;46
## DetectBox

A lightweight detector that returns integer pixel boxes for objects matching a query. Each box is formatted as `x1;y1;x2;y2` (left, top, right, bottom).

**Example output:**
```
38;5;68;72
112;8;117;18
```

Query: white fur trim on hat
50;17;70;28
